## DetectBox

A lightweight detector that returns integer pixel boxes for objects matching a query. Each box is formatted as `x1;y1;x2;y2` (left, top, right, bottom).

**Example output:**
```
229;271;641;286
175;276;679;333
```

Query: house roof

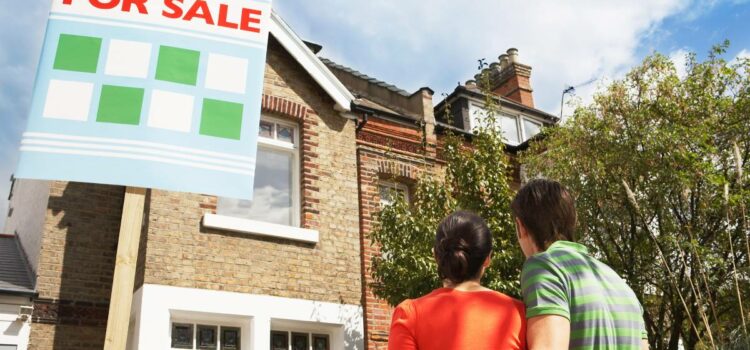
319;58;412;97
320;57;434;122
269;12;355;112
0;235;35;296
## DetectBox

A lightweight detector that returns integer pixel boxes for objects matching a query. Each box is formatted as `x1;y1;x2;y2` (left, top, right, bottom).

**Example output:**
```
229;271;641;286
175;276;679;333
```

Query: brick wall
30;181;124;349
138;37;362;305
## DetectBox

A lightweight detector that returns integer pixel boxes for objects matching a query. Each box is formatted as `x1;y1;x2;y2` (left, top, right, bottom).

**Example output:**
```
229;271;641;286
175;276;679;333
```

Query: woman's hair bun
434;211;492;284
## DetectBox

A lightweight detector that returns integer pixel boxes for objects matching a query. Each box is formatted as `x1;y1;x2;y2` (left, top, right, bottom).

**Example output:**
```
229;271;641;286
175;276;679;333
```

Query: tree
369;70;523;307
522;43;750;349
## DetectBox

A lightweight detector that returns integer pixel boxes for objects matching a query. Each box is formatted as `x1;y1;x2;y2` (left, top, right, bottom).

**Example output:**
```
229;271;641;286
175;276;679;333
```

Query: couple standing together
388;179;648;349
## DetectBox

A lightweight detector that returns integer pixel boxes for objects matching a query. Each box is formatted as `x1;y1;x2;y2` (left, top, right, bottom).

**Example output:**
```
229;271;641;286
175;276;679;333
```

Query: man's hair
511;179;577;249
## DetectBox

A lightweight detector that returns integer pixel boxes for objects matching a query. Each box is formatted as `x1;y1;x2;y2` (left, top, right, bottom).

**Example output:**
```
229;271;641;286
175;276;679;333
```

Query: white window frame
205;116;320;243
378;181;410;207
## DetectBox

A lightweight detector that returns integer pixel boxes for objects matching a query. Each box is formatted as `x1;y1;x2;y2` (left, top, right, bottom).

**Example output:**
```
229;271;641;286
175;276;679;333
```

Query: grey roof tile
0;236;35;295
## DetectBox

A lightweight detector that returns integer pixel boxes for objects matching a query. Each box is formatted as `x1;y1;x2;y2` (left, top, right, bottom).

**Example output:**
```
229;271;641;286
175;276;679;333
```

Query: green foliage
522;42;750;349
370;70;522;307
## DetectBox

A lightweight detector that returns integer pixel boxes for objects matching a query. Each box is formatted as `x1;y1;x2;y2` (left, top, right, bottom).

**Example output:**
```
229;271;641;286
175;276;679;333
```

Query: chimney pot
507;48;519;63
499;54;510;69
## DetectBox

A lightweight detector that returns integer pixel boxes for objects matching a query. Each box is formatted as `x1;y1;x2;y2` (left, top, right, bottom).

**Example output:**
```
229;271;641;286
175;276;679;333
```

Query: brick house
6;12;365;350
3;13;556;350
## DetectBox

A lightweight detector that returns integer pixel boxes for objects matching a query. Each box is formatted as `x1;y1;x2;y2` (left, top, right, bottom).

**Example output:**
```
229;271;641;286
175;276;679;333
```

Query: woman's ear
482;252;492;268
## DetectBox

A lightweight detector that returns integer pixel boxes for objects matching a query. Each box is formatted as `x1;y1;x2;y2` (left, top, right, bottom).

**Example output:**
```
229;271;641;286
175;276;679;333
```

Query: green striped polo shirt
521;241;647;349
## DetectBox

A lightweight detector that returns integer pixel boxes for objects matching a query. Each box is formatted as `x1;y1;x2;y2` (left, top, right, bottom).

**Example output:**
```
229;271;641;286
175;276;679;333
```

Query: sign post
104;186;146;350
16;1;274;347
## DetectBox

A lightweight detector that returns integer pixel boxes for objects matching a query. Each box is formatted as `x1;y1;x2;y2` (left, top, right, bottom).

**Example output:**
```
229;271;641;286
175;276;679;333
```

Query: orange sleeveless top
388;288;526;350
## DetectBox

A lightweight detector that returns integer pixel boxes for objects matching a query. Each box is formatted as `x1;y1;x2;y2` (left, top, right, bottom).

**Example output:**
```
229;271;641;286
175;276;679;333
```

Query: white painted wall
3;179;50;274
127;284;364;350
0;295;32;350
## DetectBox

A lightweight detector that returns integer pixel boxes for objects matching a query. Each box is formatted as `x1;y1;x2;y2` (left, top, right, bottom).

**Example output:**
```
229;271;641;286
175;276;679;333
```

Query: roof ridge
319;57;412;97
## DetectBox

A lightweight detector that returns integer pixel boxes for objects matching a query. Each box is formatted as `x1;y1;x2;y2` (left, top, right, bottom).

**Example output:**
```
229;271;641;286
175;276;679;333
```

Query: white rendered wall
3;179;50;274
0;295;33;350
128;284;364;350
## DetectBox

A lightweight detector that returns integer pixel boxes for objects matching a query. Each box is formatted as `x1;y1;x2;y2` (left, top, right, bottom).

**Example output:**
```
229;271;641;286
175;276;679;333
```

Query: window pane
218;147;293;225
171;323;193;349
313;334;330;350
500;115;520;144
260;120;274;139
271;331;288;350
379;183;408;207
221;327;241;350
292;333;309;350
198;325;218;350
277;125;294;144
523;119;541;140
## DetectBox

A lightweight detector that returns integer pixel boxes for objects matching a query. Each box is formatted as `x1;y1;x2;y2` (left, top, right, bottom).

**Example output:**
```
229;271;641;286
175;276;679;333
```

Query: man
513;179;649;349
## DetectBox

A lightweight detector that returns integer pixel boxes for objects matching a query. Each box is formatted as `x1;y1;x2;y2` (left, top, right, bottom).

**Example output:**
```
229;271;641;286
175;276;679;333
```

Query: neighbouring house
324;49;556;349
3;13;556;350
1;178;43;350
0;234;35;350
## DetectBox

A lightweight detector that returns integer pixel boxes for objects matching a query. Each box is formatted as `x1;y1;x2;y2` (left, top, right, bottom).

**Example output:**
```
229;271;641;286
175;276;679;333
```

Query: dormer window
468;103;544;145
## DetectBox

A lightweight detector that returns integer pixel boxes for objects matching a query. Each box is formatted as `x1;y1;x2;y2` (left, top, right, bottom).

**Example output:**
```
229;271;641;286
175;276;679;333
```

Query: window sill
203;214;319;244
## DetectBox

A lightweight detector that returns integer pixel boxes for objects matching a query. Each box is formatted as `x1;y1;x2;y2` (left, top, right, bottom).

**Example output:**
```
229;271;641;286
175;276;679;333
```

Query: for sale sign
15;0;273;199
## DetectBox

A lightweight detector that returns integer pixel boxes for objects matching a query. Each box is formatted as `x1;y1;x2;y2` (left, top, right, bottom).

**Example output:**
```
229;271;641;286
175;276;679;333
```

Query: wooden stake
104;187;147;350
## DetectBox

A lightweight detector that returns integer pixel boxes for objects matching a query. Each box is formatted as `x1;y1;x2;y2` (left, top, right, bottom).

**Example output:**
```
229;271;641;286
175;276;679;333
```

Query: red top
388;288;526;350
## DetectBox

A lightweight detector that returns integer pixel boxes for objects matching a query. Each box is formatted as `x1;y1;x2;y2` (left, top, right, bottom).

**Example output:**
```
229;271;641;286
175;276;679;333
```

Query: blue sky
1;0;749;229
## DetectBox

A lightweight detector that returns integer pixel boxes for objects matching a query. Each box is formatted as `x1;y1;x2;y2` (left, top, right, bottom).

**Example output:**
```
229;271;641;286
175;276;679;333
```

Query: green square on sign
156;46;200;85
97;85;145;125
53;34;102;73
200;99;244;140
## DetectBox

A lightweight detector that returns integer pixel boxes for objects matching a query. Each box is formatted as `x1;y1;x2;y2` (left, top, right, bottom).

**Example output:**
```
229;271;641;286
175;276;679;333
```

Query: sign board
16;0;273;199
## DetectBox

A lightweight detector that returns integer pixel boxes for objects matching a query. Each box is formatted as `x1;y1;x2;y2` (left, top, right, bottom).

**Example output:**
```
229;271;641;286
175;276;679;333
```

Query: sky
1;0;749;229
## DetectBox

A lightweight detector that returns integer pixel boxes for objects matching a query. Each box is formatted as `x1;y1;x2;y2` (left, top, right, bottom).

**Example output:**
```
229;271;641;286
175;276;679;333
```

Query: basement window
171;323;240;350
271;330;330;350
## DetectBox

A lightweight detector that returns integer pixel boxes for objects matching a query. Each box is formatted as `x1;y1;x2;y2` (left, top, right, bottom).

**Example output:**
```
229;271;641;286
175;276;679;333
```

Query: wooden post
104;187;147;350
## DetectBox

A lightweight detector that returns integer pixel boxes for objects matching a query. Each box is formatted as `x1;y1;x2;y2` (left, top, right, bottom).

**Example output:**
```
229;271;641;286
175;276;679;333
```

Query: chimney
489;48;534;108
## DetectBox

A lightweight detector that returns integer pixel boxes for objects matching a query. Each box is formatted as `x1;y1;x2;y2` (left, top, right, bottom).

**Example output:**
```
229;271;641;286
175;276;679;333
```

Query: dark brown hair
434;211;492;284
511;179;577;250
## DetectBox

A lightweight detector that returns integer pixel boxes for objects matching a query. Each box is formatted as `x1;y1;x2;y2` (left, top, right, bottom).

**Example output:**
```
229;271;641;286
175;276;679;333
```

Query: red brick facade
355;116;440;349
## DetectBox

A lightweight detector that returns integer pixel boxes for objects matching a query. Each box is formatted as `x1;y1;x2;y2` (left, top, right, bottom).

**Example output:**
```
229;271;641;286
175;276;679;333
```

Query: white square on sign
43;79;94;121
105;39;152;78
205;53;248;94
147;89;194;133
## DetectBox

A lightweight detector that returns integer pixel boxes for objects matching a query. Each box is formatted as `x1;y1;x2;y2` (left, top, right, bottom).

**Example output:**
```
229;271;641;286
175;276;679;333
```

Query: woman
388;211;526;350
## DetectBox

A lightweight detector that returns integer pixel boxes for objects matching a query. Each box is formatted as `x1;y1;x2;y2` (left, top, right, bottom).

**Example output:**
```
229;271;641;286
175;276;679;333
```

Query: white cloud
277;0;691;118
669;48;691;78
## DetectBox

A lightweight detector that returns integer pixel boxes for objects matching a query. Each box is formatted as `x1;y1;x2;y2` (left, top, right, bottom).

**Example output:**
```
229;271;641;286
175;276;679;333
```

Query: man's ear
515;217;527;239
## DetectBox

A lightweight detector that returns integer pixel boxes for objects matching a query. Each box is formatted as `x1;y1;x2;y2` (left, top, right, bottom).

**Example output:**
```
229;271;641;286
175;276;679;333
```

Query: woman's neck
442;279;489;292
